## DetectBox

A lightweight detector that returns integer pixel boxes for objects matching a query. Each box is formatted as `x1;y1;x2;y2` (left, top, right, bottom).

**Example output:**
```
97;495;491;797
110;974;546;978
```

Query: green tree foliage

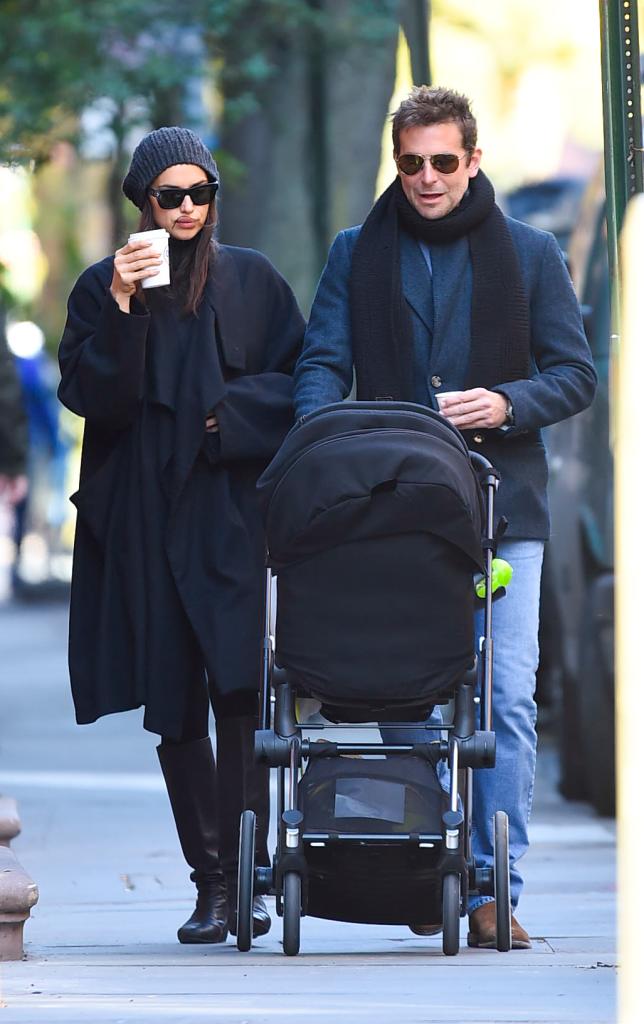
0;1;426;303
0;0;404;161
0;0;210;161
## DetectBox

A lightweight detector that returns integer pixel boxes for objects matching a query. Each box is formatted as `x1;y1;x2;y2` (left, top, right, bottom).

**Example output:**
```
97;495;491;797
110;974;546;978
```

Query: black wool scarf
349;171;531;402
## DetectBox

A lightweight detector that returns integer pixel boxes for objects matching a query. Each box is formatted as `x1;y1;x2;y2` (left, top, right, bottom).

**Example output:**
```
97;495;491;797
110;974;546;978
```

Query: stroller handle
468;450;501;734
467;451;493;472
468;450;500;487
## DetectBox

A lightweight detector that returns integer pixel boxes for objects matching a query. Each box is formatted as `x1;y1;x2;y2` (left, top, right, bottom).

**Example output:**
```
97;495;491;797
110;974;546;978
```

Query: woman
58;127;305;944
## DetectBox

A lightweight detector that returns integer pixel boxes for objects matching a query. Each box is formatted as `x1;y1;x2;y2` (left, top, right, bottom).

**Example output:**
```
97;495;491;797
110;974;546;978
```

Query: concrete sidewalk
0;600;616;1023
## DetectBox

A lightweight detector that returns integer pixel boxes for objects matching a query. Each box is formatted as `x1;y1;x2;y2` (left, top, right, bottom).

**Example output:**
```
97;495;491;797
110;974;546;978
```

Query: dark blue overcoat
294;219;597;539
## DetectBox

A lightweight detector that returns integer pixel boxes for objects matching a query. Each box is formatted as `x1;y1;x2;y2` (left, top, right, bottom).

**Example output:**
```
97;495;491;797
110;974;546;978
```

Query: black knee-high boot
216;715;271;937
157;737;229;944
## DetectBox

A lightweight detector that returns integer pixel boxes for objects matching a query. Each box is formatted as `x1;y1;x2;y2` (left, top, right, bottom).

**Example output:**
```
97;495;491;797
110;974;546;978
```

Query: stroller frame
236;451;512;957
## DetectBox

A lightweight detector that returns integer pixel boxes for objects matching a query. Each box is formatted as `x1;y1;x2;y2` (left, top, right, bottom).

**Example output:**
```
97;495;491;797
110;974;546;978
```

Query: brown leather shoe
467;902;531;949
408;923;442;937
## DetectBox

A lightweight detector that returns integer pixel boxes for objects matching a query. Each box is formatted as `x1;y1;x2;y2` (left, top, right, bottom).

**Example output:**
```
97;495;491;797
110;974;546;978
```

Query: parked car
505;168;615;816
543;165;615;816
504;175;588;253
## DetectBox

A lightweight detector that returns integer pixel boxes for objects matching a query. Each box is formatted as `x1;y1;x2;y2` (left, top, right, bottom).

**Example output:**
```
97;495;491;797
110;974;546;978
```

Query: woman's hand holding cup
110;240;162;311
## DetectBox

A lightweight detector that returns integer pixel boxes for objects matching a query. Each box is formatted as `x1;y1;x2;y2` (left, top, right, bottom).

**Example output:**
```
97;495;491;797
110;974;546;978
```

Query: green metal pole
599;0;643;319
401;0;431;85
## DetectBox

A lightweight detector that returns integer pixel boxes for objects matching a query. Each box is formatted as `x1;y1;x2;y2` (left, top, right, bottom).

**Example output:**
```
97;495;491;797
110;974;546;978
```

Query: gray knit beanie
122;126;219;210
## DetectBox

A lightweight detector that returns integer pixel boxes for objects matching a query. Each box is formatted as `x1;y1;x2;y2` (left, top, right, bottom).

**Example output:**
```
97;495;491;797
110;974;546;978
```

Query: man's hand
110;240;162;312
437;388;509;430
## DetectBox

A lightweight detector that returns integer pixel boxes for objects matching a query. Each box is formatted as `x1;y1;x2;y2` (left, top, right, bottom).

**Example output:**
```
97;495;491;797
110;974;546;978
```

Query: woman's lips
175;219;196;227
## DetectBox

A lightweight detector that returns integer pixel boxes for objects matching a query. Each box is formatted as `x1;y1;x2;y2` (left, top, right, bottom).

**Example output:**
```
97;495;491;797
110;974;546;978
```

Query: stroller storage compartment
299;755;449;925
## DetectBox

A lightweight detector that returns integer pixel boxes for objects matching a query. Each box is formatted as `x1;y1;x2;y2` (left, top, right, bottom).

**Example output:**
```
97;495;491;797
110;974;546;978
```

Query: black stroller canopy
257;402;485;572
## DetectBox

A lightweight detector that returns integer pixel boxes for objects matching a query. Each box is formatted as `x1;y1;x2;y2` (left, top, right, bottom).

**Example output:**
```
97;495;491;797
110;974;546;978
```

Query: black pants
160;682;258;745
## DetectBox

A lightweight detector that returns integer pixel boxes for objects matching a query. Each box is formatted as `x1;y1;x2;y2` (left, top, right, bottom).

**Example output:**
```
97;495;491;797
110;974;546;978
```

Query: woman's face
149;163;213;240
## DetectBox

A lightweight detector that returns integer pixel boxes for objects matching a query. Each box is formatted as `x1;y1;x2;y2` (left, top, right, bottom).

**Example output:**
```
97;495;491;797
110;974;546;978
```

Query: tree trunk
218;2;401;312
107;107;128;252
400;0;432;86
218;35;318;311
324;0;400;241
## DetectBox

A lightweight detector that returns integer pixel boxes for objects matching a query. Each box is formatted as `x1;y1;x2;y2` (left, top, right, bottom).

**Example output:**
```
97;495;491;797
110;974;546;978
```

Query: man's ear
467;148;482;177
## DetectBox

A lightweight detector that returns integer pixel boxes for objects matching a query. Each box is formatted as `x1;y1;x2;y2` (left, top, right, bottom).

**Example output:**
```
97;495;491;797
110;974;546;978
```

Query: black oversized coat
58;244;304;738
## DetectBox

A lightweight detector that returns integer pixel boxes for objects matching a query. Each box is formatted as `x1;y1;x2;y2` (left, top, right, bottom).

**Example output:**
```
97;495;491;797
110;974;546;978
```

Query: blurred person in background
294;86;596;950
58;127;305;945
0;307;29;598
6;320;69;590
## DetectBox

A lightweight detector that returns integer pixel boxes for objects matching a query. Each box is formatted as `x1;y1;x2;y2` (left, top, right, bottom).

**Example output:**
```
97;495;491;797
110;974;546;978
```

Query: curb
0;794;39;960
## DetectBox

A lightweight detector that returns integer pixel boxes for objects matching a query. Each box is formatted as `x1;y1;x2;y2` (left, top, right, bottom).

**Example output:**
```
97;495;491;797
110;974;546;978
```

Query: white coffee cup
128;228;170;289
435;390;463;410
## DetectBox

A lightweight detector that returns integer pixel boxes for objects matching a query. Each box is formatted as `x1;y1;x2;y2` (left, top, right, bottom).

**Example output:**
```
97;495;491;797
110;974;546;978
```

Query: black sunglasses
396;152;467;176
148;182;219;210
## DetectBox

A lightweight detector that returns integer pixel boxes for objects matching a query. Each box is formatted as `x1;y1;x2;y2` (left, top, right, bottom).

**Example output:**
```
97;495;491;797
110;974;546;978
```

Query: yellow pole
616;193;644;1024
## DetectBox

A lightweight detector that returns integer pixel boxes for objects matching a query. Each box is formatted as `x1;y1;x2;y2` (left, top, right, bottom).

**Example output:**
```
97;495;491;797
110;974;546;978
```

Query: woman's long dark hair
137;198;218;316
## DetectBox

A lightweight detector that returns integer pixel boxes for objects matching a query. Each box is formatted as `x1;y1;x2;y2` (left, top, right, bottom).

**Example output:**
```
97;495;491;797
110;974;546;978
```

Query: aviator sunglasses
148;181;219;210
396;152;467;176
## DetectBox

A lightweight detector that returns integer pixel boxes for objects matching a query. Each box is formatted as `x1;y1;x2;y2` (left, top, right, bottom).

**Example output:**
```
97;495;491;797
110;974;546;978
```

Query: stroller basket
300;755;448;925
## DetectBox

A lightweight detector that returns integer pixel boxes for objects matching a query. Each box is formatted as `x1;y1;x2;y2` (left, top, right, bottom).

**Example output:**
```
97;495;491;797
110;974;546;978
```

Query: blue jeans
381;538;544;914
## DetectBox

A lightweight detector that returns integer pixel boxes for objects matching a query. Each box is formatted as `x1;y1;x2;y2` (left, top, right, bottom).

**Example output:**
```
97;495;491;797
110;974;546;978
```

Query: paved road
0;599;616;1023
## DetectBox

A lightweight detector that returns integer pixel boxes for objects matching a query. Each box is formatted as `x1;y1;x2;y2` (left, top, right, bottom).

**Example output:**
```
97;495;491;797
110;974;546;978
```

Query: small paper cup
128;229;170;289
435;390;462;410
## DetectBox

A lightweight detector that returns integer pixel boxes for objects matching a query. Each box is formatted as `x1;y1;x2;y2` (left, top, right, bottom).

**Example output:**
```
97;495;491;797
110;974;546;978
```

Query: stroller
236;401;512;956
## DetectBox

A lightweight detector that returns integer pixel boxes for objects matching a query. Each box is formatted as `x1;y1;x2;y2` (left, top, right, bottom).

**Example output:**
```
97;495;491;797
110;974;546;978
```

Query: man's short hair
392;86;478;156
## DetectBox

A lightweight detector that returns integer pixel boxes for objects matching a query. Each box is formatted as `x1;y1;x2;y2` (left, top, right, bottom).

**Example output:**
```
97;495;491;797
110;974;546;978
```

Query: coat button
431;375;442;388
473;433;485;444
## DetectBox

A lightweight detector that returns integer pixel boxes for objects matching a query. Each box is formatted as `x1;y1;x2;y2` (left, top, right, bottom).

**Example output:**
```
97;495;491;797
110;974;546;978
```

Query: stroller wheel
442;873;461;956
282;872;301;956
493;810;511;952
236;810;256;952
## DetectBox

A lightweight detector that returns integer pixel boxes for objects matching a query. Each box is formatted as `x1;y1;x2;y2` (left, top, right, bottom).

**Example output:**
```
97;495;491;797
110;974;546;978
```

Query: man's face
395;122;481;220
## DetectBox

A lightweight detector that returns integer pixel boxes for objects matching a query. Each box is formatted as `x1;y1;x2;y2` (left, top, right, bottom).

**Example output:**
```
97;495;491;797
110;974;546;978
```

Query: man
293;86;596;949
